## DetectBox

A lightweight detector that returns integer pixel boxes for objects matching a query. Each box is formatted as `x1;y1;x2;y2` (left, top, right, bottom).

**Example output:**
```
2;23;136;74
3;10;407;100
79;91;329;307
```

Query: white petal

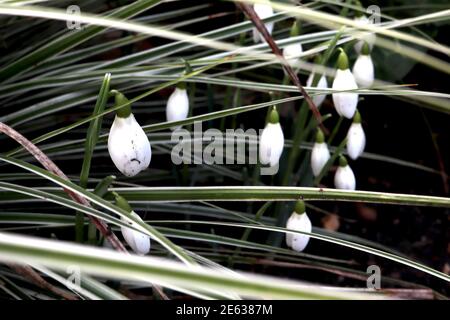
352;55;374;87
121;212;151;256
286;212;312;252
353;16;377;53
108;114;151;177
259;122;284;167
252;3;274;43
283;43;303;66
166;88;189;130
334;165;356;190
307;73;328;107
311;142;330;177
346;123;366;160
332;69;359;119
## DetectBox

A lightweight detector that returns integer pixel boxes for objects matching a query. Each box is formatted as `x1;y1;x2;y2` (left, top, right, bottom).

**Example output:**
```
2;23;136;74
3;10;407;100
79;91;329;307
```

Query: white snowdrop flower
286;200;312;252
334;156;356;190
332;48;359;119
115;193;151;256
353;14;376;53
108;91;151;177
259;107;284;167
166;84;189;130
252;1;274;43
352;42;374;87
283;21;302;66
307;72;328;107
311;129;330;177
283;43;303;66
346;110;366;160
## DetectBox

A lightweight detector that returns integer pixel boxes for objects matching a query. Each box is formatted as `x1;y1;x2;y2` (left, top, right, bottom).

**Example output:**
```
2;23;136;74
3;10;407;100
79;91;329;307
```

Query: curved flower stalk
332;48;359;119
114;192;151;256
346;110;366;160
352;42;374;87
108;91;151;177
259;107;284;167
283;21;302;66
334;155;356;190
252;1;274;43
353;4;377;53
286;200;312;252
166;82;189;130
311;129;330;177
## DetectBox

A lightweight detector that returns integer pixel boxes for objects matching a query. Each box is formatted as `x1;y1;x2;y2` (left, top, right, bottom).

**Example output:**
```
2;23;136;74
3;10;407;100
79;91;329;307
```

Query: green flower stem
327;116;344;145
76;73;110;243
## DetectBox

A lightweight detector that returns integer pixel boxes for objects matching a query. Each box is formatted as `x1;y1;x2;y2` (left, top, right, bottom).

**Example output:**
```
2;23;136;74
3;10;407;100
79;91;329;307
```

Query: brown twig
0;122;169;300
237;2;328;134
10;264;78;300
0;122;127;252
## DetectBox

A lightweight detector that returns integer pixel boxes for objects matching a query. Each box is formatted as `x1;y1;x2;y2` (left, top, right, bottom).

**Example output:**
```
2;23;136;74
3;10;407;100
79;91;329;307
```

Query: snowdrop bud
353;3;376;54
114;193;151;256
283;21;302;66
332;49;359;119
334;155;356;190
286;200;312;252
346;110;366;160
307;72;328;107
253;1;274;43
108;91;151;177
166;84;189;130
259;107;284;167
311;129;331;177
352;43;374;87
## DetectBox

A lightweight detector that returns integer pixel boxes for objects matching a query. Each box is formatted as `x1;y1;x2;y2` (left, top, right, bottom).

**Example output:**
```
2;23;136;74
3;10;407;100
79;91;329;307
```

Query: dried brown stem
0;122;127;252
237;2;327;134
0;122;169;300
9;264;78;300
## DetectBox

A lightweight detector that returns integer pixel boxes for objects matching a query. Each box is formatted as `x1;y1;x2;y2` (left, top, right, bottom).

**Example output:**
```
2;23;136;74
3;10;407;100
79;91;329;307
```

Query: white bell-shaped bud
346;110;366;160
114;193;151;256
332;49;359;119
166;85;189;130
334;156;356;190
353;14;377;53
307;72;328;108
259;108;284;167
311;129;330;177
286;201;312;252
253;1;274;43
108;92;151;177
352;43;374;87
283;21;302;66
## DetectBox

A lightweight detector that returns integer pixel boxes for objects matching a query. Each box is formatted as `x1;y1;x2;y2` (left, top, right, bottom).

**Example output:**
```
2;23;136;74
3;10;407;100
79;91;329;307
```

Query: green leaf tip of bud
111;90;132;118
176;81;187;90
361;42;371;55
354;0;364;17
113;192;133;213
268;107;279;124
294;200;306;214
290;20;301;37
353;110;362;123
316;128;325;143
339;155;348;167
337;48;349;70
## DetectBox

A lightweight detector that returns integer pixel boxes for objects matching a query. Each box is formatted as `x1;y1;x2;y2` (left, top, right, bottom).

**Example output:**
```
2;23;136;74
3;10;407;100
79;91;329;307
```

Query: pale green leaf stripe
111;186;450;208
237;0;450;55
0;0;164;81
0;232;385;299
0;156;197;266
174;220;450;282
0;183;445;282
